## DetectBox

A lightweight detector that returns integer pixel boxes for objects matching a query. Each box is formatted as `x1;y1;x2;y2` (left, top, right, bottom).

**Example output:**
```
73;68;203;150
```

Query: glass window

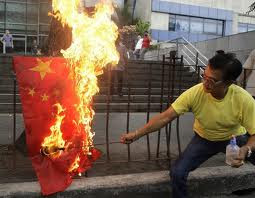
248;24;255;31
204;19;217;34
39;24;50;34
39;3;51;24
6;3;26;23
27;25;38;34
175;16;189;32
27;4;38;24
217;21;223;35
0;2;4;22
6;23;26;34
190;17;203;33
238;23;248;33
169;14;176;31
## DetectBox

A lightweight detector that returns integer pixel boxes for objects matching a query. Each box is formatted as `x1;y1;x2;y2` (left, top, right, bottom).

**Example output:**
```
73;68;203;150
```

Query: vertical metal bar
178;56;183;95
176;39;179;57
105;66;111;161
13;79;16;147
165;55;172;158
171;56;176;106
146;63;152;160
243;69;247;89
25;0;27;55
197;65;201;84
126;64;131;161
37;0;40;44
176;55;183;156
13;78;16;169
176;117;181;156
195;52;199;73
156;55;165;158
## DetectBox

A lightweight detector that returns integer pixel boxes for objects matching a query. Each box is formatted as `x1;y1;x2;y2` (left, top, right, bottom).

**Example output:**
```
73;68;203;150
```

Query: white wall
161;0;255;14
150;12;169;30
83;0;124;8
134;0;152;22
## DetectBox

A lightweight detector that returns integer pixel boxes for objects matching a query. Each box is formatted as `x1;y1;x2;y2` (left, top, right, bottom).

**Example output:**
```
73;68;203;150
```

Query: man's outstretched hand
120;132;138;144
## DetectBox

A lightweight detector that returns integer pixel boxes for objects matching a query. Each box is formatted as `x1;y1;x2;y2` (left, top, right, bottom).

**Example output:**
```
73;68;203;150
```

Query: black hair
208;52;242;81
216;50;225;55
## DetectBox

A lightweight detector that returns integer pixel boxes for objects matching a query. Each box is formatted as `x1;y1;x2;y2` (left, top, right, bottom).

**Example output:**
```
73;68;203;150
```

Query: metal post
12;78;17;169
197;65;201;83
126;65;131;161
146;63;152;160
176;55;183;156
105;66;111;161
176;117;181;156
243;69;247;89
13;79;16;147
176;39;179;57
195;52;199;73
156;55;165;158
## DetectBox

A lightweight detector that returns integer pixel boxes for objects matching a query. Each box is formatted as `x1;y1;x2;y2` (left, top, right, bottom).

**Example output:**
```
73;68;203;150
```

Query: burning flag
13;0;119;195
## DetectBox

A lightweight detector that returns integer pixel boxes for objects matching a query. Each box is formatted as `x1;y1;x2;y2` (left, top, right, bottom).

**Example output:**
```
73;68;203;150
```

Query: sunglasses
201;73;223;86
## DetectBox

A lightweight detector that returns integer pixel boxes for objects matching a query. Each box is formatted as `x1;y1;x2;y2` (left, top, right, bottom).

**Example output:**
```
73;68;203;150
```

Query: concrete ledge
0;164;255;197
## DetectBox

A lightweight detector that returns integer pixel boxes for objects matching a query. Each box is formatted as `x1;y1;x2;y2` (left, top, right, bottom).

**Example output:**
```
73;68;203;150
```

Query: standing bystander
140;31;151;60
1;30;14;54
133;35;143;60
31;39;38;55
110;37;128;97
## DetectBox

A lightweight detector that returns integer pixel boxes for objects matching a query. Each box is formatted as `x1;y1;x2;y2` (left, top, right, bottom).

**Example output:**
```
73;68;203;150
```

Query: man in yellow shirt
120;53;255;198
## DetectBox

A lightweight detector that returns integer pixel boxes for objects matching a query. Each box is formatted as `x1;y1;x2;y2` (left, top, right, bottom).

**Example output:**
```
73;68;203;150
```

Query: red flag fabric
13;56;100;195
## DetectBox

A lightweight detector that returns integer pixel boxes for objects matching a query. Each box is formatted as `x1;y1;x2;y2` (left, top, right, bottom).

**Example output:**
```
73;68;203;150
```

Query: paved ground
0;112;229;183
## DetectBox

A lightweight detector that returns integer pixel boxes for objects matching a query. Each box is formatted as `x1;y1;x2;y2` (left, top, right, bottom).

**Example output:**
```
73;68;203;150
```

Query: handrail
180;37;208;61
156;36;208;62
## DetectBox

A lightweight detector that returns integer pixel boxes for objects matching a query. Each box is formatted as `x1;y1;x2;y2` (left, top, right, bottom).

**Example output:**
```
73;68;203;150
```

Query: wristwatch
247;146;252;158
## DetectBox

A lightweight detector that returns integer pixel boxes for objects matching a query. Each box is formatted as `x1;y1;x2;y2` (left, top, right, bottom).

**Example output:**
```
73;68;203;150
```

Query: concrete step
0;102;170;113
0;165;255;198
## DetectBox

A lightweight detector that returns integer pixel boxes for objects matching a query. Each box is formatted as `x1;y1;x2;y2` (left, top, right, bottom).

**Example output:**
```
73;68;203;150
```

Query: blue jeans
170;133;255;198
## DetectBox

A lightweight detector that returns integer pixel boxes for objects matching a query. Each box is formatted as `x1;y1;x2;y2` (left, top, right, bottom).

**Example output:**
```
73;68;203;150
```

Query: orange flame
68;155;80;173
52;0;119;155
41;104;66;158
41;0;119;172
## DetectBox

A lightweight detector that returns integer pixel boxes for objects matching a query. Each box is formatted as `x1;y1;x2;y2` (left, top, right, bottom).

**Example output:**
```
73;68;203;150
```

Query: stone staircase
0;55;199;113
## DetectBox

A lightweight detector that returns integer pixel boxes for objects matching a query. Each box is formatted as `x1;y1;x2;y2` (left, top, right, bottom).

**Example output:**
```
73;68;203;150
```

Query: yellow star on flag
30;58;54;80
41;93;49;102
28;88;35;97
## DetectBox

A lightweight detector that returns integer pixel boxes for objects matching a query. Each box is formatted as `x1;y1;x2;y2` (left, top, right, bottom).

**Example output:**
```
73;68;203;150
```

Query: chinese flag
13;56;100;195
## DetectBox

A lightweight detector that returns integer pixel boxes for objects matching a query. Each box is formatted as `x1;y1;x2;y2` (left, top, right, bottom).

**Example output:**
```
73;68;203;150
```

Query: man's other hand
231;146;249;168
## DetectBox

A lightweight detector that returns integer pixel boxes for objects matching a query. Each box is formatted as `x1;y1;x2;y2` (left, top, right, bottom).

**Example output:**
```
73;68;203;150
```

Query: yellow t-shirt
172;83;255;141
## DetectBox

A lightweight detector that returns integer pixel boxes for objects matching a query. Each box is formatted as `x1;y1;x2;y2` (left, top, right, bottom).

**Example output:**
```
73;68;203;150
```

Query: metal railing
0;54;203;181
143;36;208;77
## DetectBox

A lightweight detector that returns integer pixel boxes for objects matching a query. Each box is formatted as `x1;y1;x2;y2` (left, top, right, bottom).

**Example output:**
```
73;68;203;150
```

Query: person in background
110;37;128;97
140;31;151;60
238;49;255;98
121;52;255;198
31;39;38;55
1;30;13;54
133;35;143;60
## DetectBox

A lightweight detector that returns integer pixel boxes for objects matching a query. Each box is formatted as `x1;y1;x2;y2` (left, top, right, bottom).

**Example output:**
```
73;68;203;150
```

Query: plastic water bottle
226;136;240;166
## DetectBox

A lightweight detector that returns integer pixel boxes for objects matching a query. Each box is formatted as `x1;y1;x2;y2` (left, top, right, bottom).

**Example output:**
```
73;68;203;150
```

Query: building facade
133;0;255;42
0;0;51;54
0;0;124;54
